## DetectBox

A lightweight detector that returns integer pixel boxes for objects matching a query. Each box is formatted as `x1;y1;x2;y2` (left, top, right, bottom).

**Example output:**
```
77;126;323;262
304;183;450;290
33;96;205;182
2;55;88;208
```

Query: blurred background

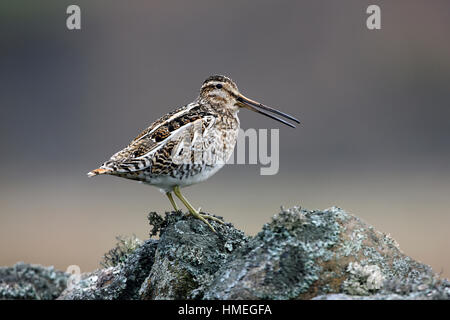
1;0;449;277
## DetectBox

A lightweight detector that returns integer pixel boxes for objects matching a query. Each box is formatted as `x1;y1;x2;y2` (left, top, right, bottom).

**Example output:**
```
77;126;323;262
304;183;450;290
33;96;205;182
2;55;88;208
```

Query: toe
201;214;225;224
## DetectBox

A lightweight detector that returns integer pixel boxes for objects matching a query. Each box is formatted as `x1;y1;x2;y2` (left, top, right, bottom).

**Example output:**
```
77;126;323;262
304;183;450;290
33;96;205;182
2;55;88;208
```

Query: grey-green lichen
315;274;450;300
0;262;69;300
339;228;367;257
342;262;385;295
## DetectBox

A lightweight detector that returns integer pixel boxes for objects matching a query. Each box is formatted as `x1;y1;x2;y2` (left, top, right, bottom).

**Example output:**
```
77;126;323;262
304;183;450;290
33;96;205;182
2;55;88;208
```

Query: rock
313;274;450;300
24;206;449;300
202;207;437;299
0;262;69;300
58;239;158;300
58;211;248;300
139;211;248;299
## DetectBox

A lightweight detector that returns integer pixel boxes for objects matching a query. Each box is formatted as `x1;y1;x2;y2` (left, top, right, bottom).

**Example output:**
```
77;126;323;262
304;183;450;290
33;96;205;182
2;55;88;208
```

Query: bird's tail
87;167;112;177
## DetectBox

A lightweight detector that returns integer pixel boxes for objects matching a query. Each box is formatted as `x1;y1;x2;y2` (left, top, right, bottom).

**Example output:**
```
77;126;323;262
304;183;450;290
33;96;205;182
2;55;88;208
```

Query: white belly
144;163;226;193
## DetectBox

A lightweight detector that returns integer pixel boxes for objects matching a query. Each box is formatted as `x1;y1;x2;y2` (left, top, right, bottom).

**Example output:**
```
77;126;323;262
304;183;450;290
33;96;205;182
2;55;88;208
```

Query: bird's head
199;75;300;128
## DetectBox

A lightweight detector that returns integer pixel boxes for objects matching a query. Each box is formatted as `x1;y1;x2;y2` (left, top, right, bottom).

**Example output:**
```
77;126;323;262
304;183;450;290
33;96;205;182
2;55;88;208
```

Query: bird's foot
186;208;224;233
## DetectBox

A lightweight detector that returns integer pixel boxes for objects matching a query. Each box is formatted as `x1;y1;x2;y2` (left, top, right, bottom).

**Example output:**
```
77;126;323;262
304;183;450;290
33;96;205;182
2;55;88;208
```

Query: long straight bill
237;95;300;128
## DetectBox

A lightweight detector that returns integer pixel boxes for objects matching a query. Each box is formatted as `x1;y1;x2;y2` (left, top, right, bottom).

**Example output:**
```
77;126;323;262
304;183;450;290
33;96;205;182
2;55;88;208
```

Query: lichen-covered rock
202;206;436;299
314;275;450;300
139;211;249;299
0;262;69;300
58;239;158;300
6;206;446;300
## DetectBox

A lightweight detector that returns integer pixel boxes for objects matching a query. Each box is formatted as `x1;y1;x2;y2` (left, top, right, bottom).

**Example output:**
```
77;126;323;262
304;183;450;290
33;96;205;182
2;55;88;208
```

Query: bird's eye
216;84;223;89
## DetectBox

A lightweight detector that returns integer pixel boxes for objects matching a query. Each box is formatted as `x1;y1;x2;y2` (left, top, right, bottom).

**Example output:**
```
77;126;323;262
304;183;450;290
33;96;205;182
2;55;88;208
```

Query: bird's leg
173;186;224;233
166;192;179;212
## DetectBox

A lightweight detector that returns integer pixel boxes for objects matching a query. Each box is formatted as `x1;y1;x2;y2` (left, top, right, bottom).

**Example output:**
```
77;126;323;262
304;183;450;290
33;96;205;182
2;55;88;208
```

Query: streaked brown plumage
88;75;299;232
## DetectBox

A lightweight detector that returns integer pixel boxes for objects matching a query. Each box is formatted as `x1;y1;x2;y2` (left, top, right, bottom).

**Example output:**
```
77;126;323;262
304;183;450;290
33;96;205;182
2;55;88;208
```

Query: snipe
88;75;300;232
